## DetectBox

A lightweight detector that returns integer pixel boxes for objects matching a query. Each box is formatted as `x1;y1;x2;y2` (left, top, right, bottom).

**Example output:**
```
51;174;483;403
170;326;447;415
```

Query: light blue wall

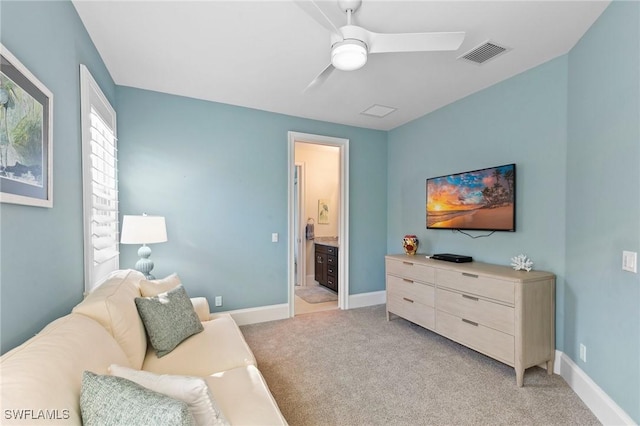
388;2;639;421
0;1;115;353
566;1;640;421
388;57;569;347
116;87;387;310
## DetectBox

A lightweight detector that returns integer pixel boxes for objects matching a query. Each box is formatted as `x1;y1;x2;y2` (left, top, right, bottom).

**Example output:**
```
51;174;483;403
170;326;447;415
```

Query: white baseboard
225;304;289;326
226;290;387;326
553;349;563;374
348;290;386;309
555;350;635;425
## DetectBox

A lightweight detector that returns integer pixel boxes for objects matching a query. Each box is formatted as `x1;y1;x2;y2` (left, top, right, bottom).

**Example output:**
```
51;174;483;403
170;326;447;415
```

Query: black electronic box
431;253;473;263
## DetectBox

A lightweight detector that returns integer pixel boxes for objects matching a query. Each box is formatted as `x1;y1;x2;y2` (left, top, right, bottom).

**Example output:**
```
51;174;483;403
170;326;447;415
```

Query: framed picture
318;199;329;224
0;44;53;208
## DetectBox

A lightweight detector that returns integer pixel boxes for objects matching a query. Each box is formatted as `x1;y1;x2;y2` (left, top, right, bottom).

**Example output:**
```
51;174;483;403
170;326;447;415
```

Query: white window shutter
80;65;119;293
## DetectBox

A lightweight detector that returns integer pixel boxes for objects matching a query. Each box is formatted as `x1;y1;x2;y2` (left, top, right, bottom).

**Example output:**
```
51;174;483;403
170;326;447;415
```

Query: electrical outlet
579;343;587;363
622;251;637;273
215;296;222;307
272;233;279;243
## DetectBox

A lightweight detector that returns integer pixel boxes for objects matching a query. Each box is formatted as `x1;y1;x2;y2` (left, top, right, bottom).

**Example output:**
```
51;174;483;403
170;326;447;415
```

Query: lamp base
135;244;155;280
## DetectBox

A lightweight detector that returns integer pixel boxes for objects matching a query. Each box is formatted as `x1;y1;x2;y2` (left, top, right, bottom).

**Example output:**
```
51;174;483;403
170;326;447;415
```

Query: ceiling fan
297;0;465;91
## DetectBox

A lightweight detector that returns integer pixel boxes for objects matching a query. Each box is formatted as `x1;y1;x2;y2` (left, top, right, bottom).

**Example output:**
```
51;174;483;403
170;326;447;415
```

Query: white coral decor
511;254;533;272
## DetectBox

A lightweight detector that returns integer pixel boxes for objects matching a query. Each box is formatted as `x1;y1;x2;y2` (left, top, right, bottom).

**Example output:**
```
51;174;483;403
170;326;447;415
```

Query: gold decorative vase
402;235;419;256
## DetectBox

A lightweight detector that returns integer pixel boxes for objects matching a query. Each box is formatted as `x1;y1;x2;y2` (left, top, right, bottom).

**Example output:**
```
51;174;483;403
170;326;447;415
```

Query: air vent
361;104;397;118
459;41;510;65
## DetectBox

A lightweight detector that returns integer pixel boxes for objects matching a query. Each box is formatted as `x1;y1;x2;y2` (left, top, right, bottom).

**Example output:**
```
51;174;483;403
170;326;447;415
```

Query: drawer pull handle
462;294;479;301
403;261;414;266
403;278;414;283
403;297;414;303
462;318;479;327
462;272;479;278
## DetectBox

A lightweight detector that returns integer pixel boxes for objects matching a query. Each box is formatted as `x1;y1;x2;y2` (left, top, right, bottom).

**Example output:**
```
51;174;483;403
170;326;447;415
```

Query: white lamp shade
331;39;368;71
120;215;168;244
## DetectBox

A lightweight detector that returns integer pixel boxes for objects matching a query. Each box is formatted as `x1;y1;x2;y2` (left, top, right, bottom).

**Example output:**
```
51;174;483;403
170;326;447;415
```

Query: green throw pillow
80;371;195;426
135;285;204;357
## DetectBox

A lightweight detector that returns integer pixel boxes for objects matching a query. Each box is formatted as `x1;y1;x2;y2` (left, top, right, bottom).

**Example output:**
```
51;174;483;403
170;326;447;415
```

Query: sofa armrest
190;297;211;322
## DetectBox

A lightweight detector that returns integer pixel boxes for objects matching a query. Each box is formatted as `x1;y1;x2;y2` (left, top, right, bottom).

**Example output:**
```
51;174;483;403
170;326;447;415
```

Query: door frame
287;131;349;317
294;162;306;287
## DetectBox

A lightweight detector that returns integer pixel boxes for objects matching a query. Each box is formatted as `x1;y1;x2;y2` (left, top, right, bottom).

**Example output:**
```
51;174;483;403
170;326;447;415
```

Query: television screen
426;163;516;231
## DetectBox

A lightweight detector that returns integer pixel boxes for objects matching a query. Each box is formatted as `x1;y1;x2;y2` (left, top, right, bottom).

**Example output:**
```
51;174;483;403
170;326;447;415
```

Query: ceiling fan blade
368;31;465;54
294;0;343;40
304;63;335;92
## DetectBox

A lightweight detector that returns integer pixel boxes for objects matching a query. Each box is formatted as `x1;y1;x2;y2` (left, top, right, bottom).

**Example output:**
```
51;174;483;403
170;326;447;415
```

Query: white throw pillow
109;364;229;426
140;273;182;297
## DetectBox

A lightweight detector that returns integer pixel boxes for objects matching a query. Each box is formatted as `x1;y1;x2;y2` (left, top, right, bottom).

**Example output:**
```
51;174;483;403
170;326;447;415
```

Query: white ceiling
72;0;610;131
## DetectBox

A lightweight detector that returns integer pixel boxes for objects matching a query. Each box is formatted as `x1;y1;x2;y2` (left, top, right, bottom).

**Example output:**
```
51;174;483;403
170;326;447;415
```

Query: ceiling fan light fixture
331;39;367;71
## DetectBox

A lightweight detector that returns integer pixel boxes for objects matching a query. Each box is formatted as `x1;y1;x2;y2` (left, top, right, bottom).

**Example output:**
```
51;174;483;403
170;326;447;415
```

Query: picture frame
0;43;53;208
318;199;329;224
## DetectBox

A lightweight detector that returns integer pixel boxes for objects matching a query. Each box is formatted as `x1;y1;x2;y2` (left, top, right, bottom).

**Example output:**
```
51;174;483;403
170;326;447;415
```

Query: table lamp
120;214;167;279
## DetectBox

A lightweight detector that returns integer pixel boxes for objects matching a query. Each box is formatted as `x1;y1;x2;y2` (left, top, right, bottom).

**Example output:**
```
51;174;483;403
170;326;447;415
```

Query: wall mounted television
426;163;516;232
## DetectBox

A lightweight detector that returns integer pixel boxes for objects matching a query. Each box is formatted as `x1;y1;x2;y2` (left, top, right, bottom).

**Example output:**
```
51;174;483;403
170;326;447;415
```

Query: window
80;65;118;293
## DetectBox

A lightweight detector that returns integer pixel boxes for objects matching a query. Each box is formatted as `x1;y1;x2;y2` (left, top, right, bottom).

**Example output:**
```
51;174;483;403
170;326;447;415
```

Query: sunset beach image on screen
426;164;515;231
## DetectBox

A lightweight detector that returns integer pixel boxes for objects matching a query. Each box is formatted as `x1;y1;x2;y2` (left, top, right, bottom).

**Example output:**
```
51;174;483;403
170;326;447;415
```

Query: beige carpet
241;305;599;426
294;295;337;315
295;286;338;304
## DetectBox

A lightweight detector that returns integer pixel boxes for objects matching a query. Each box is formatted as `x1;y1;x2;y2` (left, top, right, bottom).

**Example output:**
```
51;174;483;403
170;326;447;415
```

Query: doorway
287;132;349;318
293;163;305;287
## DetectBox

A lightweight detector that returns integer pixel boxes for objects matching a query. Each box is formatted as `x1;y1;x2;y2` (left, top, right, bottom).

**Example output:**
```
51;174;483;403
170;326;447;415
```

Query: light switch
622;251;637;273
272;233;279;243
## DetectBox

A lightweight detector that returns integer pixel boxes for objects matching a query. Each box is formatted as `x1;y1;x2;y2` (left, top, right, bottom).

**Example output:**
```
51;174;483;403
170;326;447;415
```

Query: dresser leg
546;359;554;375
516;369;524;387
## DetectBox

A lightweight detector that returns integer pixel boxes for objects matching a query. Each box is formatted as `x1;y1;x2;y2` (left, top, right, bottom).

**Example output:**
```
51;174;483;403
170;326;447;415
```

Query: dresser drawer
437;269;514;304
315;244;337;255
436;288;514;335
326;275;337;292
388;293;435;330
387;275;435;307
327;265;337;276
386;259;435;283
436;310;514;365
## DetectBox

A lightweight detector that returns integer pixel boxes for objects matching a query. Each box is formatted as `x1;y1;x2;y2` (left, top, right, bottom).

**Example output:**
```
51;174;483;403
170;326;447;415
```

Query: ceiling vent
361;104;397;118
458;41;510;65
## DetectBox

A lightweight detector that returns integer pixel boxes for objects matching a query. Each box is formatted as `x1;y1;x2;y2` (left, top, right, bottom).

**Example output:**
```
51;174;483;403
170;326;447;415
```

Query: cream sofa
0;269;287;425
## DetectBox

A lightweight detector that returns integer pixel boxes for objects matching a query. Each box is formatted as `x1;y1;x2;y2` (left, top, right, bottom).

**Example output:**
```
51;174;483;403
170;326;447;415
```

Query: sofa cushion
204;365;288;426
135;285;204;358
142;314;256;376
190;297;211;322
80;371;195;426
0;314;131;425
72;269;147;368
140;273;181;297
109;364;229;426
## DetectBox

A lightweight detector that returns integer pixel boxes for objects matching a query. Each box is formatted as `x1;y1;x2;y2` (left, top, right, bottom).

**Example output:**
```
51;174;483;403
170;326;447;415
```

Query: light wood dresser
385;254;555;386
